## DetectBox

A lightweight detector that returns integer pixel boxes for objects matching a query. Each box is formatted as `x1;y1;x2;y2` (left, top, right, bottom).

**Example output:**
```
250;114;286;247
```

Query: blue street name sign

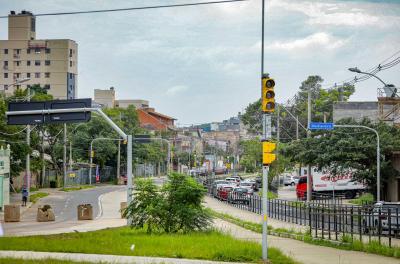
309;122;334;130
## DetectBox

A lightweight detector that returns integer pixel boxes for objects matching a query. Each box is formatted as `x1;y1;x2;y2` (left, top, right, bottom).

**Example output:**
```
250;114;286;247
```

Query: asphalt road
3;185;124;236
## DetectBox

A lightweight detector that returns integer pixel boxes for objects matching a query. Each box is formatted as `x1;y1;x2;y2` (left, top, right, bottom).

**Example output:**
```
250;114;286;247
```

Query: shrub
124;173;212;233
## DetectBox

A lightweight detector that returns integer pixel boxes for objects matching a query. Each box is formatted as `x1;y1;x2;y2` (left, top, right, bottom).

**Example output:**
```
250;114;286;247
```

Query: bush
350;193;374;205
124;173;212;233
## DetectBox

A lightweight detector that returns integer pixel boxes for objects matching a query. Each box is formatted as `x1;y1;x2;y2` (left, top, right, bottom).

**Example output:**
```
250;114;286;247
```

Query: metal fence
203;178;400;247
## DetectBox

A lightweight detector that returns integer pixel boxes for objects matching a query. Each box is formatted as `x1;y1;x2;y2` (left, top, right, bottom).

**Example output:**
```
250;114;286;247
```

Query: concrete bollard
37;205;55;222
4;205;20;222
77;204;93;220
120;202;127;218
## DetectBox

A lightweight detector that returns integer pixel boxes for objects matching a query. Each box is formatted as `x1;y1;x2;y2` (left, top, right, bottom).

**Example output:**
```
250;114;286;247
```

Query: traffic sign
7;98;92;125
309;122;334;130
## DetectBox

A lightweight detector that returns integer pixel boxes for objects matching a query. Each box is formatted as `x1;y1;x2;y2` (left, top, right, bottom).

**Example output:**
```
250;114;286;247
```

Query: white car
283;175;299;186
239;182;255;194
226;177;240;185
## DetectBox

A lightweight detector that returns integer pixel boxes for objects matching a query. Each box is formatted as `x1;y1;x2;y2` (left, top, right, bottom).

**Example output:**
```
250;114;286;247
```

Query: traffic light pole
261;0;268;261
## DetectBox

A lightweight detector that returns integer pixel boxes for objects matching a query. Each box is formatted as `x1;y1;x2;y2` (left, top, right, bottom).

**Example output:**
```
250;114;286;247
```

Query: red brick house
137;108;176;131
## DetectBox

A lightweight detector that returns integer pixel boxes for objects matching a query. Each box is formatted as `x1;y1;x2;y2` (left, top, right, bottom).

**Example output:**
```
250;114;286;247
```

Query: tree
282;118;400;198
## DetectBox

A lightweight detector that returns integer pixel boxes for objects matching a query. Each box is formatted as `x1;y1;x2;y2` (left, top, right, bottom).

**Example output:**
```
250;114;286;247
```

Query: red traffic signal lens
266;79;275;88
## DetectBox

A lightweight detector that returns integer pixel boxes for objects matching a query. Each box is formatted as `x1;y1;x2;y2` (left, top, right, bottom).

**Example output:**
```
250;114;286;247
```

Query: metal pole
127;135;133;205
307;85;312;202
277;104;280;142
167;141;171;174
63;123;67;187
296;115;299;140
117;139;121;178
334;125;380;201
69;140;72;170
89;141;93;185
41;129;45;187
26;87;31;198
261;0;268;260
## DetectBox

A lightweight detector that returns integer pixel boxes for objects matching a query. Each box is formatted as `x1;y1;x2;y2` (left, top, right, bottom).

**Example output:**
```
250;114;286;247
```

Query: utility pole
63;123;67;187
307;85;312;202
26;86;31;198
41;129;45;187
296;115;299;140
277;104;280;142
69;140;73;170
117;112;121;179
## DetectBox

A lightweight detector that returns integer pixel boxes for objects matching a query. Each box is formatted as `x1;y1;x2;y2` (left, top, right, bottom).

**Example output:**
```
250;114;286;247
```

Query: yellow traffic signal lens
266;90;275;99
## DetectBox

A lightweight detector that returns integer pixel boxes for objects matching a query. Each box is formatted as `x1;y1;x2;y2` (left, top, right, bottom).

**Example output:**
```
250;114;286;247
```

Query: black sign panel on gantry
7;98;92;125
47;98;91;124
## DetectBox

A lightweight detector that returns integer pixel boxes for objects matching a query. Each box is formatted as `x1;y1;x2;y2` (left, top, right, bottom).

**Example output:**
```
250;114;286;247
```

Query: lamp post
348;67;397;97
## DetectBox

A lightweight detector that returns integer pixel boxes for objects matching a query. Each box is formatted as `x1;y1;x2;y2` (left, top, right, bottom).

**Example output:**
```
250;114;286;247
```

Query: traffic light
262;77;275;113
262;141;276;165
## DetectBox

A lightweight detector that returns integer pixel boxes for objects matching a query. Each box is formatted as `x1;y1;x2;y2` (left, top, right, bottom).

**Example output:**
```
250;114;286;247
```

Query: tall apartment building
0;11;78;99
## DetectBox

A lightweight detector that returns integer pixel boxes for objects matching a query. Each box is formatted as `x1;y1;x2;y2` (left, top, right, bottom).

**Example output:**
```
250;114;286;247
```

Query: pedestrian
22;187;28;206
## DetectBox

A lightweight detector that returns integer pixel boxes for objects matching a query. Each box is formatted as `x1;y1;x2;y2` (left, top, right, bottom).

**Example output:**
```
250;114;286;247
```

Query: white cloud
166;85;188;96
270;0;399;28
265;32;347;52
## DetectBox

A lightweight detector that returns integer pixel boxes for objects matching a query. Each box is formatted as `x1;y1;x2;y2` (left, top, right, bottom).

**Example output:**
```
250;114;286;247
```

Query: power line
0;0;247;18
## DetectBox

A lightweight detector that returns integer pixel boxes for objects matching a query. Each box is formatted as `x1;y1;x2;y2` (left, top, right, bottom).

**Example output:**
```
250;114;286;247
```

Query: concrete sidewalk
206;197;400;264
0;251;246;264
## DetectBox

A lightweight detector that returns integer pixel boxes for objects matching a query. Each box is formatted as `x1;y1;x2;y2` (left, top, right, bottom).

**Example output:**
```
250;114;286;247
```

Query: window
27;73;31;78
4;49;8;54
44;84;50;90
15;61;21;66
35;72;40;78
14;49;21;54
45;48;51;54
14;73;21;78
35;60;40;66
45;72;50;78
69;73;73;78
27;49;31;54
27;60;31;66
69;49;73;57
4;73;8;78
4;61;8;66
4;85;8;90
45;60;50;66
70;61;72;67
35;48;40;54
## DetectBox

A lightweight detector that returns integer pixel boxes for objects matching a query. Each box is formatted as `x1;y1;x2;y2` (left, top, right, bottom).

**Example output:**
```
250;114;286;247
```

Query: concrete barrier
77;204;93;220
37;205;55;222
4;204;20;222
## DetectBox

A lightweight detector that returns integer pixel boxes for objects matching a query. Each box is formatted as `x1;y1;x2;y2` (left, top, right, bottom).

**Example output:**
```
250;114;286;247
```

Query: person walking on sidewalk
22;187;28;206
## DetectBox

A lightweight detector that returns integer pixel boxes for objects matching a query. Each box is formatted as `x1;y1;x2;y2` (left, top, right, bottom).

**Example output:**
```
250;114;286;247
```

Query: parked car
212;180;230;197
363;202;400;233
283;175;299;186
239;181;256;193
225;177;240;185
217;186;234;201
255;176;262;189
228;187;252;204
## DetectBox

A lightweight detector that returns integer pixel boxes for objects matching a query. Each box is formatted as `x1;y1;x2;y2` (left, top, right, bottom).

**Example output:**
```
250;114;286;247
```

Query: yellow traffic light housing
262;141;276;165
262;77;275;113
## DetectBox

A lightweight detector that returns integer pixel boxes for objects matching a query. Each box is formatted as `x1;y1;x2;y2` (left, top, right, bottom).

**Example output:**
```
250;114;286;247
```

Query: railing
378;87;400;98
202;177;400;247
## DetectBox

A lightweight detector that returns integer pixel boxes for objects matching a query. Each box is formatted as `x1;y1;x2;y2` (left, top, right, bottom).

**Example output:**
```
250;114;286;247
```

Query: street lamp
348;67;397;97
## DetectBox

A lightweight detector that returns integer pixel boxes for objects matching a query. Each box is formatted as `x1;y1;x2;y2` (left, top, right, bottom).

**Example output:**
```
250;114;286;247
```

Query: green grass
0;227;297;263
60;185;95;192
210;208;400;259
0;258;95;264
349;193;375;205
29;192;49;204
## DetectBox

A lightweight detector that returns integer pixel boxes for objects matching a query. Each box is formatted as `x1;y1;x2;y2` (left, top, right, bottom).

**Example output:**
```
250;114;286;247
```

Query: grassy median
29;192;49;204
0;259;94;264
0;227;297;263
60;185;95;192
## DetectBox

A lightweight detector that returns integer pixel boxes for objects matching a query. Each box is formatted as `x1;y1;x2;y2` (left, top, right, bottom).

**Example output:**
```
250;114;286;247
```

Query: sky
0;0;399;125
